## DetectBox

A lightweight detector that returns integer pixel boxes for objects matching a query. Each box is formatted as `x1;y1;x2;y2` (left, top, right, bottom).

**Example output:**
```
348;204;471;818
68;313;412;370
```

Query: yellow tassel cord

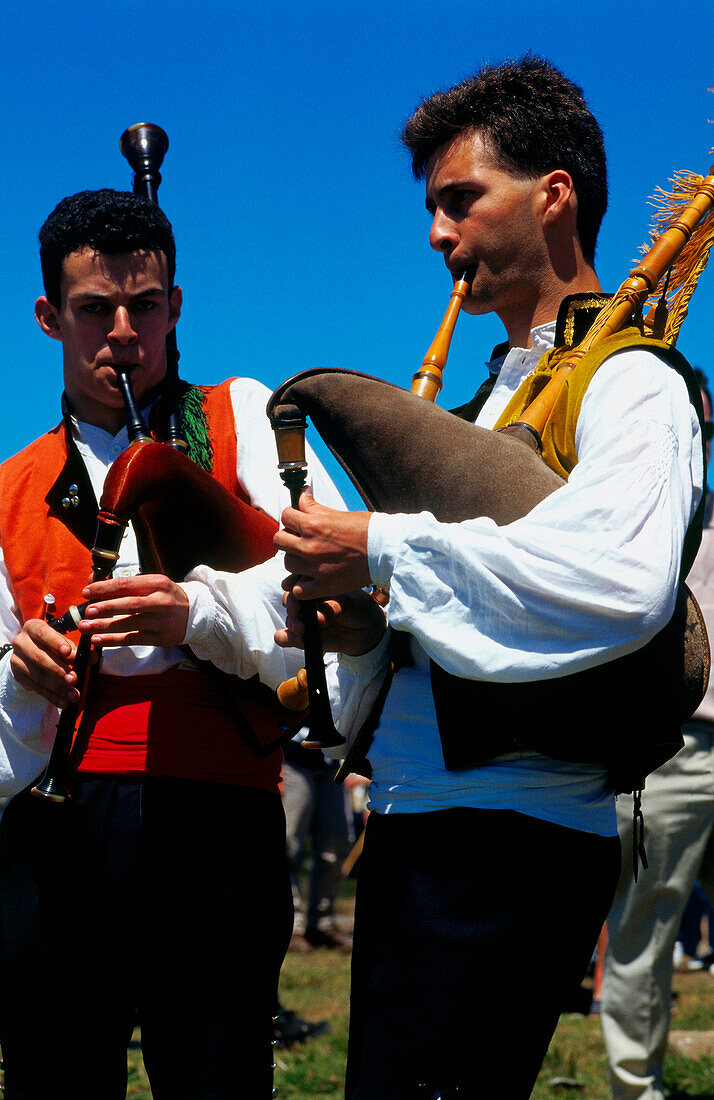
640;171;714;346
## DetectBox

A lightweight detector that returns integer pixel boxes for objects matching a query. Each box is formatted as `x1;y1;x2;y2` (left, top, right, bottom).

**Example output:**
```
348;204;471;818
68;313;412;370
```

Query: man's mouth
449;262;477;283
98;362;140;375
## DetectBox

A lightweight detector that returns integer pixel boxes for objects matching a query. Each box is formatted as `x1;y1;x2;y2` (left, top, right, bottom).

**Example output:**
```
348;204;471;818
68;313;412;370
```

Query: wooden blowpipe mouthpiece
114;368;152;444
410;270;473;402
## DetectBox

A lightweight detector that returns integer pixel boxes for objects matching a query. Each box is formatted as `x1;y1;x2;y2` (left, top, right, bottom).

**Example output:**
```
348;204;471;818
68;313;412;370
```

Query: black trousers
0;777;293;1100
346;807;621;1100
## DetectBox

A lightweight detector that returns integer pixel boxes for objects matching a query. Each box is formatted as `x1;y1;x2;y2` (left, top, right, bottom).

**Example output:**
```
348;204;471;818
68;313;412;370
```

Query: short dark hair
401;55;608;264
39;189;176;307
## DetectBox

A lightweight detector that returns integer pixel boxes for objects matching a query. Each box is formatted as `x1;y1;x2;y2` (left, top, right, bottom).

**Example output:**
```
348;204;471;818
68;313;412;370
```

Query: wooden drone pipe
510;165;714;442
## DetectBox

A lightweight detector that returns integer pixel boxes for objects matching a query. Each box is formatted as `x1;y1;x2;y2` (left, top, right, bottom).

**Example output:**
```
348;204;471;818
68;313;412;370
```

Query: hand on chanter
77;574;189;648
273;487;372;599
10;619;81;709
275;583;386;657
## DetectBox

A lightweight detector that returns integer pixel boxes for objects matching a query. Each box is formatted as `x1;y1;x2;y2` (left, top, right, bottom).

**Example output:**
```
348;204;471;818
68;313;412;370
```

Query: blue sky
1;0;712;506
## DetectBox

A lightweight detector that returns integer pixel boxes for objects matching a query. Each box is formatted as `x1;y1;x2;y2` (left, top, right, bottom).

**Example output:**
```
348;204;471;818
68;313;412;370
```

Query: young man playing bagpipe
263;57;705;1097
0;188;342;1099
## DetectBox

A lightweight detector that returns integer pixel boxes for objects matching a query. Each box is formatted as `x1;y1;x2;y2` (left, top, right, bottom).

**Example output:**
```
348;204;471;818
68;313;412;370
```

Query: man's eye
81;302;105;314
133;300;157;312
451;190;473;209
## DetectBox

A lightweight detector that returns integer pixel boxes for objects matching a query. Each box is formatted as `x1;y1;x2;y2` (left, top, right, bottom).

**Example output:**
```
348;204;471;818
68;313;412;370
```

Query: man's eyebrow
129;286;166;297
425;180;476;213
69;286;166;301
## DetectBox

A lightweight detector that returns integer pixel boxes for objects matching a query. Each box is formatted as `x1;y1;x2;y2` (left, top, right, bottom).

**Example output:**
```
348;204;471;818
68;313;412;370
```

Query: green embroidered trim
177;385;213;472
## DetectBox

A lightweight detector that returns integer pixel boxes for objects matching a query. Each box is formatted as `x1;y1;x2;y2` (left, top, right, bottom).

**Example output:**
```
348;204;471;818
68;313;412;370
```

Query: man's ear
35;297;62;341
540;170;576;227
168;285;182;331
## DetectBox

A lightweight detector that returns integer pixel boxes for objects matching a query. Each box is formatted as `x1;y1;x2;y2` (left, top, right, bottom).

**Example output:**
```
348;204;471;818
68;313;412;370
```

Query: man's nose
429;209;457;256
108;306;138;345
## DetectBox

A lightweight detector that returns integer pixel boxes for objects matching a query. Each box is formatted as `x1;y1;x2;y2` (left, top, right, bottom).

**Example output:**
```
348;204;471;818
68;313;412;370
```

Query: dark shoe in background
304;925;353;952
288;932;313;953
273;1004;330;1048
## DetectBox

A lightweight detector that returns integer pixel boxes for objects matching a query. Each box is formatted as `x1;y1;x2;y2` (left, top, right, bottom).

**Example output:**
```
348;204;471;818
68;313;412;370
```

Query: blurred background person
283;737;354;952
601;369;714;1100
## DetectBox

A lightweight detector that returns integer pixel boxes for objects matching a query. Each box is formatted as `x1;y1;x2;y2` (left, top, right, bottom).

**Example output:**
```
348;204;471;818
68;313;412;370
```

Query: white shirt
347;322;703;834
0;376;343;795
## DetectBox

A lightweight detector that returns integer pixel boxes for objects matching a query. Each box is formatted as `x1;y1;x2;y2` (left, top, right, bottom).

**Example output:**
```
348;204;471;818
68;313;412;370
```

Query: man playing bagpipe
0;188;342;1099
265;57;707;1097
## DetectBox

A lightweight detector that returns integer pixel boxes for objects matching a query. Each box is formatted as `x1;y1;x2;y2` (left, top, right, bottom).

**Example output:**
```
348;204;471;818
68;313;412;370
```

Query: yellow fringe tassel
640;171;714;346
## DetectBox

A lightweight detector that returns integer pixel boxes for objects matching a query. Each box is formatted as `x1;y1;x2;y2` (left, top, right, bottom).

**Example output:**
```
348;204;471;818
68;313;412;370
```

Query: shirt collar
68;394;158;460
70;415;131;459
485;320;557;375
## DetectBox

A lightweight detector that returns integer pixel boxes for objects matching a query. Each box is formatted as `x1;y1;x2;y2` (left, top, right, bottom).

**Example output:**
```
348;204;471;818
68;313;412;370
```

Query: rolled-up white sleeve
182;552;306;689
183;559;392;755
0;557;58;794
331;629;392;755
367;349;702;682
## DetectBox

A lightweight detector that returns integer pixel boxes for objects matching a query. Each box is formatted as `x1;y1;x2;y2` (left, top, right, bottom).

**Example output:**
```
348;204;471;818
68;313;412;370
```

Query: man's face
425;132;548;324
35;248;182;434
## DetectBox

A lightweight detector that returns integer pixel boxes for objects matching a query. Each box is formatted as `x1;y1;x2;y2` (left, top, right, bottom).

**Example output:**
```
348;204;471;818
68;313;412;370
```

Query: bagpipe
31;124;317;803
267;161;714;787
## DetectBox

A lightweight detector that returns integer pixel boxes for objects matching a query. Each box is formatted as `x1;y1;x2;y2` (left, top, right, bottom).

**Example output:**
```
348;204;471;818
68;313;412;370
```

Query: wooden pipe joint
271;403;307;470
621;271;655;296
277;668;310;711
410;370;444;402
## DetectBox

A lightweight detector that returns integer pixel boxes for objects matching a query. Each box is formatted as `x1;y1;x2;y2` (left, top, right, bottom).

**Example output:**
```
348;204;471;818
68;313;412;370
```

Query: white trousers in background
601;726;714;1100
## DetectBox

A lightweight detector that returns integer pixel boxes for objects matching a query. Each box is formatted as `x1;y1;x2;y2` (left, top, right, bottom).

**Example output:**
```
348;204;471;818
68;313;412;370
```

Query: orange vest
0;380;283;790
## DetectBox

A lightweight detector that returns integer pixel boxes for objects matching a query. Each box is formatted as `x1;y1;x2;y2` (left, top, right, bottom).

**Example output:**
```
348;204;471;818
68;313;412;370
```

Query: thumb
298;485;318;512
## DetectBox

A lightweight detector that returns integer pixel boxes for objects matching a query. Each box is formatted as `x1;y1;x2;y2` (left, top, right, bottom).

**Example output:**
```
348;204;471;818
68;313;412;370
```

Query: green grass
529;972;714;1100
274;949;351;1098
123;955;714;1099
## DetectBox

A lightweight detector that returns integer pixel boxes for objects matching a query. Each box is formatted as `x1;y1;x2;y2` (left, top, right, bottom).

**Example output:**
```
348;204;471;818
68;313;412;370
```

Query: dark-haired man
267;57;705;1097
0;188;342;1099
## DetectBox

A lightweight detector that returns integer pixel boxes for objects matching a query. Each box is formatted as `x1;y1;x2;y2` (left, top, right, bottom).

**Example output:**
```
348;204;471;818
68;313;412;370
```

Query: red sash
74;669;281;792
